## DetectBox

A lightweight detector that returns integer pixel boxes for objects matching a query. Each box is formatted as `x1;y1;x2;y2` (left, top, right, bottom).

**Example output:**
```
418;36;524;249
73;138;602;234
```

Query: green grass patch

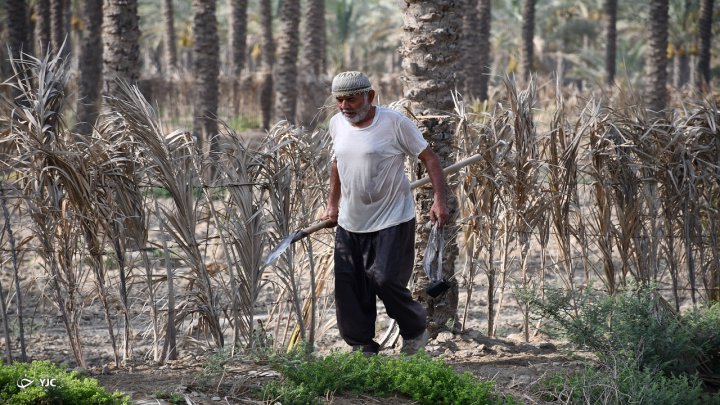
153;389;185;404
0;360;129;404
227;114;260;132
261;350;516;405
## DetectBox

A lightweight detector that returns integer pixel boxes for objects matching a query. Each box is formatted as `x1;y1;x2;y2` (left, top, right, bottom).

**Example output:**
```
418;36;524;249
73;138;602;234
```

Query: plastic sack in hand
423;224;453;298
423;224;444;283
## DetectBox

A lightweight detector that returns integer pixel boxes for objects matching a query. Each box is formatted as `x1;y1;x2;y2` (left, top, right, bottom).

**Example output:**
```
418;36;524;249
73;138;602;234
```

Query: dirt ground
76;331;583;405
16;295;589;405
4;193;594;404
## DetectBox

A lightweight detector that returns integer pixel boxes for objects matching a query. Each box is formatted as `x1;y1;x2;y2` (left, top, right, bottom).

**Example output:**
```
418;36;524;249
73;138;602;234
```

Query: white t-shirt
329;107;428;233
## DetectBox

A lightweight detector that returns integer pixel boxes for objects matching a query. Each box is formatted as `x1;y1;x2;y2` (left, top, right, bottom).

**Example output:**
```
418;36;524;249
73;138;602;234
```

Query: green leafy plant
0;360;129;404
540;359;713;405
261;350;516;405
153;389;185;404
534;286;709;375
532;286;720;403
196;348;233;386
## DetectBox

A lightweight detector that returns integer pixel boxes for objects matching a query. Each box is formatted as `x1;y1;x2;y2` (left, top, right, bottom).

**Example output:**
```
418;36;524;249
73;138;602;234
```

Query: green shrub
262;351;516;405
0;360;129;404
540;359;716;405
533;286;714;376
532;286;720;403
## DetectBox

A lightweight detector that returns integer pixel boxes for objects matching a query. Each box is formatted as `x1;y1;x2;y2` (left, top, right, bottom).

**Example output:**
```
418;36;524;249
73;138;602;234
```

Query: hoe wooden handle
291;219;337;242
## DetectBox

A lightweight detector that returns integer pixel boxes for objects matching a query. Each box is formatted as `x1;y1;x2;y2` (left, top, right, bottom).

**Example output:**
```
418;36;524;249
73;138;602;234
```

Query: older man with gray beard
321;71;449;355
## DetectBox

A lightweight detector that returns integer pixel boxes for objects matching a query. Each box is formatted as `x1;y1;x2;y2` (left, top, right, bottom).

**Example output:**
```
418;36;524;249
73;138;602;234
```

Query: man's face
336;93;372;124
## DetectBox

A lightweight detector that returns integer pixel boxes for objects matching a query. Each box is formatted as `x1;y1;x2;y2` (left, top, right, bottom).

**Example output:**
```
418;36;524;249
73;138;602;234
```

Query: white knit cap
331;71;373;97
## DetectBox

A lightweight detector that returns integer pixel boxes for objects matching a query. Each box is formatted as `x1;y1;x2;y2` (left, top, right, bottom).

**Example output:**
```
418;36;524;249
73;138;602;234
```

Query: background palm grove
0;0;719;402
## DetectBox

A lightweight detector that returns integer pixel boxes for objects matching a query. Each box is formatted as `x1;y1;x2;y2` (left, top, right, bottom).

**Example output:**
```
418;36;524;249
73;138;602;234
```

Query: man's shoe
352;342;379;356
400;329;429;355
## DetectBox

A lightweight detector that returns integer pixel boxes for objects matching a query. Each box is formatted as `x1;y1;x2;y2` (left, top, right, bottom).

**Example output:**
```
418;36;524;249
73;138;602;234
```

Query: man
321;71;449;355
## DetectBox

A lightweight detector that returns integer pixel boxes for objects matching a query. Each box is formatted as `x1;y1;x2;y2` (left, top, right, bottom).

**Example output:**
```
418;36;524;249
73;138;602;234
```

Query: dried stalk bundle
104;81;225;350
209;124;268;350
1;50;141;367
262;120;333;351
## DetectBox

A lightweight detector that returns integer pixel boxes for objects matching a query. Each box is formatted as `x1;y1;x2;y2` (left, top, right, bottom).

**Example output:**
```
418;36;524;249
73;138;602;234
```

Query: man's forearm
323;160;341;222
328;160;341;207
420;149;447;202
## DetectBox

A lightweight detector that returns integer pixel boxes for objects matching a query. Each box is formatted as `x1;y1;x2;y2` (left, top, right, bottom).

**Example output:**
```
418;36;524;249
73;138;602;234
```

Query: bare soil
19;302;588;404
84;331;585;405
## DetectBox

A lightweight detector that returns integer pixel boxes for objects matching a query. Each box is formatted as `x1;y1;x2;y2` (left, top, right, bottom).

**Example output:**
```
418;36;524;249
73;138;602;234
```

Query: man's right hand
321;206;339;224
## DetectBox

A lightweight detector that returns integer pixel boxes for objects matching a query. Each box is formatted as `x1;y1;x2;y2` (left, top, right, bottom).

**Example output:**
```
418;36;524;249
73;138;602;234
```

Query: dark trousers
334;219;427;352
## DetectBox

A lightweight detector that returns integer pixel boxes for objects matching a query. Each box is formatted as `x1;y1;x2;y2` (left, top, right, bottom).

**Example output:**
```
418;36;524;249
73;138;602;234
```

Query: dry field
1;54;718;404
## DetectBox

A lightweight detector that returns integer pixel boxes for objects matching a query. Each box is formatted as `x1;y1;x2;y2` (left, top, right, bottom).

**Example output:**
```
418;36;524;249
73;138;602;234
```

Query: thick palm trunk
401;0;461;334
462;0;479;98
696;0;714;89
476;0;492;101
673;52;690;88
604;0;617;84
228;0;248;117
50;0;67;54
462;0;492;101
274;0;300;125
102;0;141;95
648;0;669;112
7;0;29;59
259;0;274;130
192;0;220;158
76;0;103;137
161;0;178;71
35;0;51;55
298;0;328;128
521;0;536;82
228;0;248;76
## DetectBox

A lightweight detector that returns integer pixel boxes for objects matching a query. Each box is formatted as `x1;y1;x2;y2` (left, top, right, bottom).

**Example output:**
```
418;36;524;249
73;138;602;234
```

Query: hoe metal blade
264;230;303;266
264;219;335;265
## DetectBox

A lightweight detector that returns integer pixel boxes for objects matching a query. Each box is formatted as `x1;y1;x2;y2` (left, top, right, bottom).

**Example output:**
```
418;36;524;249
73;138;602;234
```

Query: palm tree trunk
604;0;617;84
192;0;220;159
161;0;178;71
477;0;492;101
274;0;301;125
298;0;328;128
259;0;274;130
35;0;51;56
6;0;29;59
673;52;690;88
50;0;66;55
228;0;248;77
696;0;714;89
228;0;248;116
462;0;479;97
463;0;493;100
76;0;103;137
102;0;141;95
401;0;462;334
648;0;669;112
521;0;536;82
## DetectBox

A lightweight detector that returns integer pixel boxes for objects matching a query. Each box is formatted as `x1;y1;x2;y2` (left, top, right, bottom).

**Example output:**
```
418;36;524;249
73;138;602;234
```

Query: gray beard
343;102;372;124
